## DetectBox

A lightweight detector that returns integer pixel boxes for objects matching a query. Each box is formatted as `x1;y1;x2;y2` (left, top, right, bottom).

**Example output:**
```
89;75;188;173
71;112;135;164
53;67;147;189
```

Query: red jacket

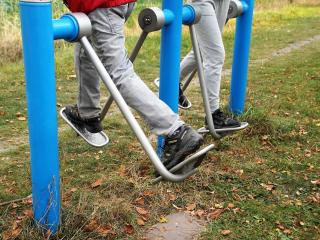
64;0;137;13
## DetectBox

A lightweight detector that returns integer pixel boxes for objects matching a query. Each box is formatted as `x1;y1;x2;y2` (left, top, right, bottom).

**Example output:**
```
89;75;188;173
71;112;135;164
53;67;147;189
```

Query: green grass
199;41;320;240
0;2;320;240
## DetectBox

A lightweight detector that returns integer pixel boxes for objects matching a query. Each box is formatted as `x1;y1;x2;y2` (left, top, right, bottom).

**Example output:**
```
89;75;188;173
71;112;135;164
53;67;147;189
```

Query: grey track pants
74;5;184;136
180;0;230;112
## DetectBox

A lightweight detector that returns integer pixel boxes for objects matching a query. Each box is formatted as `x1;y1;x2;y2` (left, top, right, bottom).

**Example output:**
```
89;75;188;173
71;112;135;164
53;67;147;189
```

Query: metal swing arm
80;36;196;182
188;25;222;139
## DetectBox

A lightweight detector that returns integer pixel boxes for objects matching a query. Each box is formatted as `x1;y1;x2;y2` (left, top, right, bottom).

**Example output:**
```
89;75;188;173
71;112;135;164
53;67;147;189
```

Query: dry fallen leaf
186;203;196;211
221;230;231;236
214;203;224;209
23;209;33;218
2;221;22;240
123;224;134;234
143;190;154;197
118;165;127;177
195;210;205;218
22;196;32;205
227;203;235;209
91;179;103;188
236;169;244;176
159;216;168;223
169;194;177;201
134;197;145;205
84;219;115;236
84;219;99;232
17;117;26;121
137;218;145;226
67;74;77;80
207;209;225;220
311;179;320;185
260;183;275;191
96;224;115;236
283;228;292;235
135;207;148;217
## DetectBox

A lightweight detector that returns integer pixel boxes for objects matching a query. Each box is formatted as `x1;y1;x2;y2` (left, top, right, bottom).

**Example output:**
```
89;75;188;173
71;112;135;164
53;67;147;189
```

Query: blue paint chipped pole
19;0;83;233
229;0;255;115
19;0;60;233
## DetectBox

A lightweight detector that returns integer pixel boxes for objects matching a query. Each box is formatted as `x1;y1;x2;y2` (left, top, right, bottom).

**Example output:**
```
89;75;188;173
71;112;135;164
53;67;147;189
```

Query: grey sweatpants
180;0;230;112
74;5;184;136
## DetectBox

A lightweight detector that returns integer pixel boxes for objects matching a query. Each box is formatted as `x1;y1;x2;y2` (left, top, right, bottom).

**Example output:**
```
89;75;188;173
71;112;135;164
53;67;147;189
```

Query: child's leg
180;50;196;82
75;42;101;119
79;6;183;136
194;1;226;113
214;0;231;32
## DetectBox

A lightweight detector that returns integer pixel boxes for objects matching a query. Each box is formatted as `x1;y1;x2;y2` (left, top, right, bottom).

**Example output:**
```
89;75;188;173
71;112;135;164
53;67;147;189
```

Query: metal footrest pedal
60;107;109;147
198;122;249;134
153;144;215;183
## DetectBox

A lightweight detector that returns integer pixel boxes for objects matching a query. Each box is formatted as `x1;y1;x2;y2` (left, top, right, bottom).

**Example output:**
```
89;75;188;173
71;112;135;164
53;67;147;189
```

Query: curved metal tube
101;31;148;120
80;36;194;182
189;25;221;139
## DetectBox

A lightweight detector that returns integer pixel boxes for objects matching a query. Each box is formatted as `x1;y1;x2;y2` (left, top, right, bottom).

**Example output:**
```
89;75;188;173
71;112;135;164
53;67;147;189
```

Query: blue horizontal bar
163;9;175;25
53;14;79;41
182;5;196;25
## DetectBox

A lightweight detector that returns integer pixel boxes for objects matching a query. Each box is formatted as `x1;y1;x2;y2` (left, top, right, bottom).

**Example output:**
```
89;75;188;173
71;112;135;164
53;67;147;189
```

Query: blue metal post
19;0;60;233
229;0;254;115
157;0;183;153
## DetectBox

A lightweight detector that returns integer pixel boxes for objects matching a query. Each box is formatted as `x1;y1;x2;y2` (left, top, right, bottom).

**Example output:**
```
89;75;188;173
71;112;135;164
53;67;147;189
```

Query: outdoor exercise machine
19;0;215;234
154;0;254;138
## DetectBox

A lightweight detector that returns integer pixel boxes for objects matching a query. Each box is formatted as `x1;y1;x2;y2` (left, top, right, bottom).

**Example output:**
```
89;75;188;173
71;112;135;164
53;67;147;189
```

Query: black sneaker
178;87;192;109
206;109;240;129
64;105;103;133
161;124;204;173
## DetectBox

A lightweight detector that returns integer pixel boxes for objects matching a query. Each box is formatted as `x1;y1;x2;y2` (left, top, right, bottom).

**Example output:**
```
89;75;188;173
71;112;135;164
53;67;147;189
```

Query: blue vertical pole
19;0;60;233
158;0;183;152
229;0;254;115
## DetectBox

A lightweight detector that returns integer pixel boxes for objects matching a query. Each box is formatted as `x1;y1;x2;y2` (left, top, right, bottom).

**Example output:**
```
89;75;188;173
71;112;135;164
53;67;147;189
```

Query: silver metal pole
189;25;221;139
80;36;194;182
181;69;197;92
129;31;148;63
100;31;149;120
100;95;113;120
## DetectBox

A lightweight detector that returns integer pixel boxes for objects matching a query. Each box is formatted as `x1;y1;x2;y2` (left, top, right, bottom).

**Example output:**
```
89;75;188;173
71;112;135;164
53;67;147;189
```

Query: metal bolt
144;16;152;25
